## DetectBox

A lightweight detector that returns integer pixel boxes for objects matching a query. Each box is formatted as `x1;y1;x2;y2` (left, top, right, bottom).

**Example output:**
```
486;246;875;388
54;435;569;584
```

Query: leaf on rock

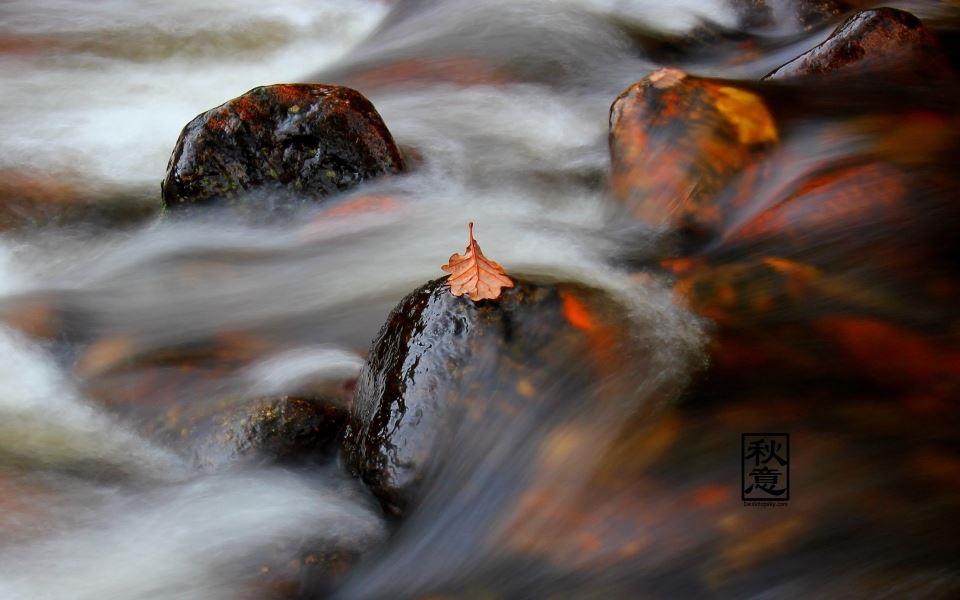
442;222;515;301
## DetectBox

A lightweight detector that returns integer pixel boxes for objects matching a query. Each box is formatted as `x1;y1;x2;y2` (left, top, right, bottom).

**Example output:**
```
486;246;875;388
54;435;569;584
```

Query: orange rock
719;162;909;251
75;336;138;379
0;298;62;339
667;251;960;388
609;68;777;240
816;317;960;387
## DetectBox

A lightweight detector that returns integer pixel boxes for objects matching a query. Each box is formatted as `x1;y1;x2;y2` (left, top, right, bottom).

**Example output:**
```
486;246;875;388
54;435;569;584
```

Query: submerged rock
731;0;869;33
342;277;646;517
103;389;350;470
0;169;157;232
162;84;404;210
76;335;355;469
609;68;777;242
335;57;512;91
765;8;951;81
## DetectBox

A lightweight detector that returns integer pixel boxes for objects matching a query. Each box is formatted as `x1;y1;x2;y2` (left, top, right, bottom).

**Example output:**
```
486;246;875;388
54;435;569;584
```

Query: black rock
162;83;404;210
342;278;642;516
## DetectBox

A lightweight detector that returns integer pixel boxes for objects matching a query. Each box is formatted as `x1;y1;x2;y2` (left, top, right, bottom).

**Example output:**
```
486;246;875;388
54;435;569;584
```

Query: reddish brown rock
0;169;156;231
765;8;952;81
338;57;511;91
717;161;911;252
0;298;64;339
609;68;777;241
664;251;960;389
161;84;404;211
298;193;406;242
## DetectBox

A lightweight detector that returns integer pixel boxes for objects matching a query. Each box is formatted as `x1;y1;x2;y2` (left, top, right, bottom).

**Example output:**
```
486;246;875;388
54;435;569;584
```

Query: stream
1;1;959;599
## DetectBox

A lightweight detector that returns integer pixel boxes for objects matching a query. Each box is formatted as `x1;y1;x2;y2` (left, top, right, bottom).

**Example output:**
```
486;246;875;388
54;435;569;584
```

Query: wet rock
76;335;356;468
0;297;66;340
664;251;960;388
191;395;349;469
500;382;960;595
161;84;404;211
343;277;642;517
765;8;952;81
249;546;365;599
609;68;777;242
655;109;960;386
717;160;913;256
107;390;351;470
0;169;157;232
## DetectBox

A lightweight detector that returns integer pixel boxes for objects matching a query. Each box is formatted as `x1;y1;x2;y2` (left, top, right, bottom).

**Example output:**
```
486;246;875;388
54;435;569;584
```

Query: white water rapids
0;1;718;597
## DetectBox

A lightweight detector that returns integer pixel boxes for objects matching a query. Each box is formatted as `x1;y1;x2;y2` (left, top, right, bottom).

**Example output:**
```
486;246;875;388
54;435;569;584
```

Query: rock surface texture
162;84;404;210
609;68;777;242
765;8;951;81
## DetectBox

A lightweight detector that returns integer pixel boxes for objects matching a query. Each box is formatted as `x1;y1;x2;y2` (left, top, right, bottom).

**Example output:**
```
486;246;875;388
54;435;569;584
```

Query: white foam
0;326;183;478
0;470;386;600
568;0;738;33
242;345;365;396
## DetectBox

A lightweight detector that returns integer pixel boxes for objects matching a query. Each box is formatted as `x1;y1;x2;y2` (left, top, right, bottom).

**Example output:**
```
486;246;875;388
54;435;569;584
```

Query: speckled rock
162;84;404;210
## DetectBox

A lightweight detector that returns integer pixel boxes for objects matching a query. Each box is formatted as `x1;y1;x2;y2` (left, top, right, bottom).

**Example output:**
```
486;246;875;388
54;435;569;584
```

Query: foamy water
0;468;386;600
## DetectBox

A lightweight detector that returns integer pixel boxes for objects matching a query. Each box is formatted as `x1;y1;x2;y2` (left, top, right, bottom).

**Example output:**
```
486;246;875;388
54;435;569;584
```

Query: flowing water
1;1;959;598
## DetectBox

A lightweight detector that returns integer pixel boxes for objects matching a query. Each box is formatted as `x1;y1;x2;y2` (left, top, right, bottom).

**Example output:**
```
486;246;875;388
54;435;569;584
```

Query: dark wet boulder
342;277;658;517
75;335;356;468
765;8;952;81
191;395;349;469
102;390;350;470
161;84;404;211
609;68;778;242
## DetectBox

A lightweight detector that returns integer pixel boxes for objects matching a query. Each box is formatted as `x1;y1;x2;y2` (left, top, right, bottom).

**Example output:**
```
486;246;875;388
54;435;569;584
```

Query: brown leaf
441;222;514;301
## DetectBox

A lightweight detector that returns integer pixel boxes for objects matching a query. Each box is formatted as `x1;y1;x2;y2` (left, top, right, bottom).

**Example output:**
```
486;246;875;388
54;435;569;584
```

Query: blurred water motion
1;0;959;598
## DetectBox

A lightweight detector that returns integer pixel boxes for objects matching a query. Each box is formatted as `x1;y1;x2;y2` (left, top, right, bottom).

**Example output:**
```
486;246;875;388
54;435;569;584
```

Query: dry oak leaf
442;222;515;301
